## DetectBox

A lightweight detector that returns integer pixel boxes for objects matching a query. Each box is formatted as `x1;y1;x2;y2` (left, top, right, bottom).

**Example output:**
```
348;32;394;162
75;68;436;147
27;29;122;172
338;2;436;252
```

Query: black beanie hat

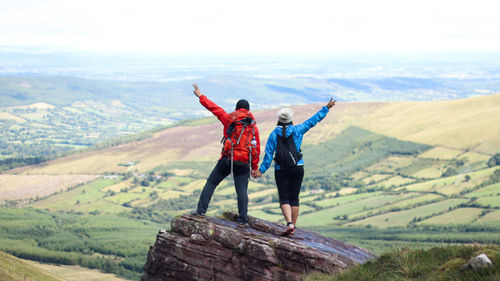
236;99;250;110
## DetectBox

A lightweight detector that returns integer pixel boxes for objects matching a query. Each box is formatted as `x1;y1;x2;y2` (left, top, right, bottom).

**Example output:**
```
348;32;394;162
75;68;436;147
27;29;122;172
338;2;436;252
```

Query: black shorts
274;165;304;207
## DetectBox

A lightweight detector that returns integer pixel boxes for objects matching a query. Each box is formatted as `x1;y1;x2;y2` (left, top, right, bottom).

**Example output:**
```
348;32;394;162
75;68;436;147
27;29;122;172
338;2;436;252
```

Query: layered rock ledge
141;212;376;281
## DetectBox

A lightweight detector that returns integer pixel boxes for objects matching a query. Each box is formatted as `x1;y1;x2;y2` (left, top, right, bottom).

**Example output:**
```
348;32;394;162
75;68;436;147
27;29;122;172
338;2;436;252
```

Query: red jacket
199;95;260;170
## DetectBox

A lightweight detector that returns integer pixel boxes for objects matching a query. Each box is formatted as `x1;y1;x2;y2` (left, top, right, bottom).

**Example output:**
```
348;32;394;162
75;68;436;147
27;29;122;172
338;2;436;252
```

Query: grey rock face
141;212;376;281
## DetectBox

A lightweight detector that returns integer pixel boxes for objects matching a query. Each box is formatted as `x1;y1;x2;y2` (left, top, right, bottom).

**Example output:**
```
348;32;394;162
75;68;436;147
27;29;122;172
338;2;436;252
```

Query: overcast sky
1;0;499;54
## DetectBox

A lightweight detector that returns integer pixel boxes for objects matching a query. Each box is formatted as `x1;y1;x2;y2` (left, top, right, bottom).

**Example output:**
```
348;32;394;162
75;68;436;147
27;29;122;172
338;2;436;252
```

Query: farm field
418;146;464;160
0;175;99;203
476;196;500;208
417;208;484;225
1;94;499;280
466;182;500;198
346;199;469;228
473;210;500;226
299;194;412;227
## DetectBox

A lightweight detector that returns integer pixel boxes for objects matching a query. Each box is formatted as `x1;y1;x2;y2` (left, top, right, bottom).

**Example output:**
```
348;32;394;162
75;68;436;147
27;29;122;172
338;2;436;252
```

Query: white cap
277;108;293;123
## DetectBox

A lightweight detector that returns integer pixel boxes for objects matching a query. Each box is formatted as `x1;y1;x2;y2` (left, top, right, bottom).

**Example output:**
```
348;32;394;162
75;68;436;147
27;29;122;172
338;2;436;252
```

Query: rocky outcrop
141;212;376;281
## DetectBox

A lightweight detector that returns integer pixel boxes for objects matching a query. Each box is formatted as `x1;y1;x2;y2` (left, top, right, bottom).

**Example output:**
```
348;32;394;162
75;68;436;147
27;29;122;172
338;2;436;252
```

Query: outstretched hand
193;84;202;97
326;98;336;109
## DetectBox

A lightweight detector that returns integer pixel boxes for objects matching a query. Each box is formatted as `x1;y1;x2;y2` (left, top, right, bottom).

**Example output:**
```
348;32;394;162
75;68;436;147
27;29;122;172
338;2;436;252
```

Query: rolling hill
0;75;331;166
0;250;63;281
7;94;499;175
1;94;499;280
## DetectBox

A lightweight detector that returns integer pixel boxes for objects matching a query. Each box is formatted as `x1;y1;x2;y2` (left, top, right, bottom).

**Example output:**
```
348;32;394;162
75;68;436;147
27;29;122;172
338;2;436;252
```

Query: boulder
460;253;493;271
141;212;376;281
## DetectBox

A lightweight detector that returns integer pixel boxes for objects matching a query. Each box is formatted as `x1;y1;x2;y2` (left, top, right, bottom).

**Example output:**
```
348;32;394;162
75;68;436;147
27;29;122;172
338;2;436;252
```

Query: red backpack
222;111;256;167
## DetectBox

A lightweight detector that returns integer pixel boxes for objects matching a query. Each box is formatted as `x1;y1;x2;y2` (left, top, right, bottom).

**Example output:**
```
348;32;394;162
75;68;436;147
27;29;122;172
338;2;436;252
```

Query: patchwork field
418;146;464;160
417;208;484;225
1;94;499;280
0;175;99;203
473;210;500;226
346;199;469;228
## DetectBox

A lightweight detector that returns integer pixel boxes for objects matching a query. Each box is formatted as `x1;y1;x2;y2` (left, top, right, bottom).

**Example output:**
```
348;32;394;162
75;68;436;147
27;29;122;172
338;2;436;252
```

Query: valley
1;94;499;279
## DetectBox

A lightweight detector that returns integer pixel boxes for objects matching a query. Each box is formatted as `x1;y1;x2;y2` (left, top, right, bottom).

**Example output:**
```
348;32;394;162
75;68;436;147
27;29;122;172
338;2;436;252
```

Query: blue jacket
259;106;330;174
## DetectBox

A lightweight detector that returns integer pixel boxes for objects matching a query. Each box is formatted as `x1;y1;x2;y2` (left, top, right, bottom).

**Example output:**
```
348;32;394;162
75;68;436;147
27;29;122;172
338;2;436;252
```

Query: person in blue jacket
253;98;336;235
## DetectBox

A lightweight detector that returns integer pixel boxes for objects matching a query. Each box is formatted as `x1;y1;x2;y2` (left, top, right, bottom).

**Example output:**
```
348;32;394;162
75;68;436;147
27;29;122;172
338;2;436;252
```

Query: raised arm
193;84;230;126
295;98;336;135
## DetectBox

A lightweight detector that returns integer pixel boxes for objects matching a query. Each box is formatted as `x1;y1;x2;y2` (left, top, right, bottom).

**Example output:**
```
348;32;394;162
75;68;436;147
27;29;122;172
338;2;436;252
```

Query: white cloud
0;0;499;54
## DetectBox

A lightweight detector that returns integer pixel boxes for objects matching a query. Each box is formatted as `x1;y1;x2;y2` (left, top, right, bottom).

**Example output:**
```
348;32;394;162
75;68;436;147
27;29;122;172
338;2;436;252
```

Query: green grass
411;164;448;179
364;156;418;174
72;200;129;213
473;210;500;226
374;175;416;187
300;194;408;227
398;158;443;178
2;102;498;281
466;182;500;198
155;176;193;189
249;189;276;200
347;198;468;228
157;190;190;200
417;208;484;225
418;146;464;160
475;196;500;208
304;245;500;281
31;179;116;210
0;207;163;280
348;193;442;220
247;209;283;222
361;174;392;184
313;192;382;208
23;260;128;281
460;152;491;165
0;251;63;281
105;192;150;205
400;167;498;194
303;126;432;178
390;193;444;208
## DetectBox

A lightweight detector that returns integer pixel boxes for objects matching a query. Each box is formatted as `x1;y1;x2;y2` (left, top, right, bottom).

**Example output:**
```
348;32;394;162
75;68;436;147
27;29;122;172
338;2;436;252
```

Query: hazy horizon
1;0;499;55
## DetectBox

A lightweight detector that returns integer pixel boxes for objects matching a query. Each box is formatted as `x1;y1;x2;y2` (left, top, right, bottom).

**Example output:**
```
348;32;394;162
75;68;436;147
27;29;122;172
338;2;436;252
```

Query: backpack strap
236;124;247;145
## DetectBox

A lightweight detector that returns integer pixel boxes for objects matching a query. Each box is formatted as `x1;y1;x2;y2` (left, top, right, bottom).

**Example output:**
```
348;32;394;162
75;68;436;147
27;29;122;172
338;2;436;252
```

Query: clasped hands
251;169;262;178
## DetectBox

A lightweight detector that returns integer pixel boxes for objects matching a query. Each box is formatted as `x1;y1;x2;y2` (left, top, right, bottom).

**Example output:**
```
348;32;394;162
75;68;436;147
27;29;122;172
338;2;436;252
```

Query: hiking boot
191;211;205;218
237;222;250;228
282;222;295;236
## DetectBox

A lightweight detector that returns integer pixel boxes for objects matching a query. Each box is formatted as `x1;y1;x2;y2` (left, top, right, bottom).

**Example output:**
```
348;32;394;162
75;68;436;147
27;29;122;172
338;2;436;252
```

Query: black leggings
275;166;304;207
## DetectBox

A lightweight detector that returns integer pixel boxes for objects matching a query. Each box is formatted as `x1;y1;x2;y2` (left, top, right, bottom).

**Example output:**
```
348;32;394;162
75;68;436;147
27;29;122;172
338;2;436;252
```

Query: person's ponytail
277;121;292;138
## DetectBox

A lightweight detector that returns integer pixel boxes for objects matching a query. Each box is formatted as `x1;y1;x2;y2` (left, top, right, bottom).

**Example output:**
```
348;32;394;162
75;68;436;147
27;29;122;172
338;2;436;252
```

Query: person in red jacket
192;84;261;225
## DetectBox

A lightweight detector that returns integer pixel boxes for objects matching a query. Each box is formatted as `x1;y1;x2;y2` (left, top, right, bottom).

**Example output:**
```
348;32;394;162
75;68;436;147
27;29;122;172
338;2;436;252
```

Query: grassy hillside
1;94;499;280
0;75;327;167
304;244;500;281
24;260;129;281
353;94;500;154
0;250;63;281
0;207;163;280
